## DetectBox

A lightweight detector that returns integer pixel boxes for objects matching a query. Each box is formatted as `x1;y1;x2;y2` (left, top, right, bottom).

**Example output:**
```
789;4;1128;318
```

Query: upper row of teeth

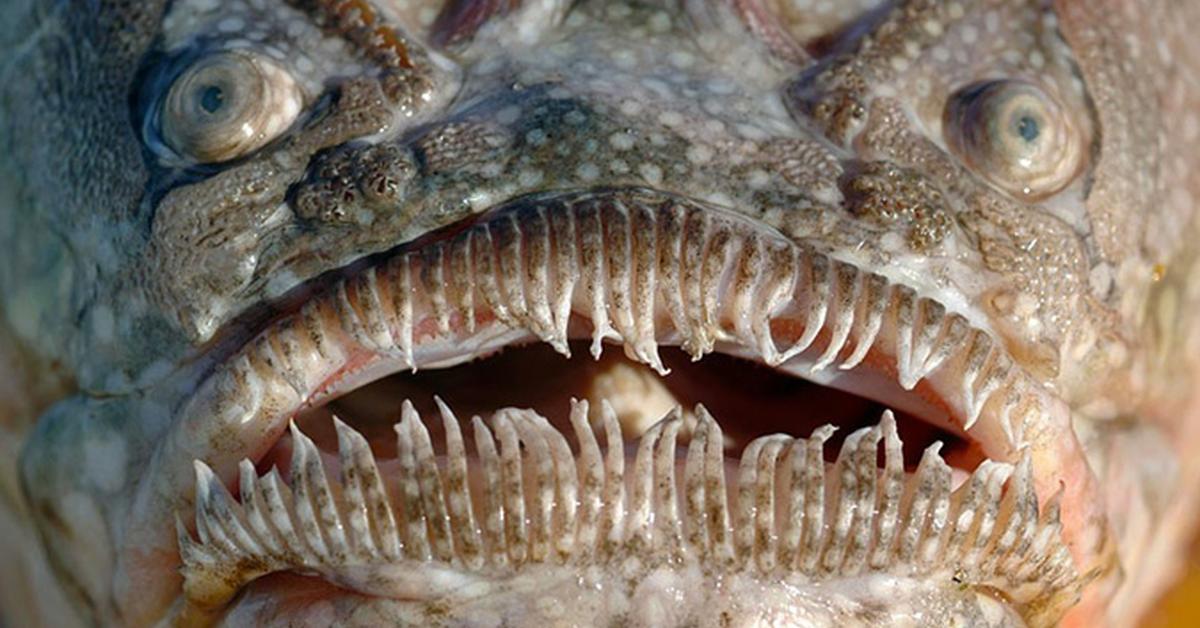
178;400;1078;620
261;195;1029;439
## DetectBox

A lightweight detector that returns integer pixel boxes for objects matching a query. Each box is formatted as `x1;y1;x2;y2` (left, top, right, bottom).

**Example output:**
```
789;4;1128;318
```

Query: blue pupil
1015;114;1040;142
199;85;225;114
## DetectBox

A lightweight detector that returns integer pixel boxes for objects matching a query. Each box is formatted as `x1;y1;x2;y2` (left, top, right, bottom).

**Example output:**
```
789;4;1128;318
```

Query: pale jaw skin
2;0;1200;627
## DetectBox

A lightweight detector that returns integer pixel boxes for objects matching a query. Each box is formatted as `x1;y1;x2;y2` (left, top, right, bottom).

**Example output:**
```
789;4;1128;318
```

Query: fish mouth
127;188;1101;625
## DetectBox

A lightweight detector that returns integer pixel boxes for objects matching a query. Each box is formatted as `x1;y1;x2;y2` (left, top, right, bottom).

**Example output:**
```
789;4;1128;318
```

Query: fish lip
119;186;1106;623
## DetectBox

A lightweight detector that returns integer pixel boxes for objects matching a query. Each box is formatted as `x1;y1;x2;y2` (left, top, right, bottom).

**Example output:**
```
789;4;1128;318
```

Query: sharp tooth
332;417;376;561
697;405;733;565
358;268;397;351
471;415;506;566
681;210;714;359
700;228;733;353
779;436;806;569
960;331;997;429
752;437;789;572
521;206;567;355
435;398;482;569
683;406;709;556
821;425;876;574
840;273;888;370
334;282;372;352
599;400;626;555
627;412;668;554
299;299;335;363
473;224;514;330
406;403;454;561
897;296;946;391
782;252;830;362
578;201;617;359
447;230;476;334
799;424;836;573
192;460;243;558
917;443;952;567
654;411;684;561
528;409;580;561
601;201;635;354
896;442;945;564
422;245;452;336
753;243;800;366
176;513;207;567
1015;489;1065;581
239;459;283;559
869;412;903;569
731;234;766;359
988;448;1034;572
569;400;603;560
630;202;665;374
842;423;883;574
258;467;307;561
262;332;308;399
944;460;1005;565
334;416;393;561
917;312;969;386
492;409;529;564
289;421;347;563
548;205;580;356
385;254;416;371
736;433;785;565
963;462;1013;568
494;214;531;336
511;410;554;562
656;203;691;352
891;285;917;389
811;261;860;372
395;403;432;560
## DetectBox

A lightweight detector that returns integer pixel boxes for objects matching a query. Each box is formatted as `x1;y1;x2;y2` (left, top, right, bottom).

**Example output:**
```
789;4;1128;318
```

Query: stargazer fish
1;0;1198;626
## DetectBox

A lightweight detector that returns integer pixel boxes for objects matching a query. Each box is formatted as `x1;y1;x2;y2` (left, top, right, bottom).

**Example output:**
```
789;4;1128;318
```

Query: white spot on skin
91;306;115;343
526;129;548;147
960;25;978;45
638;163;664;185
564;110;588;126
496;105;522;125
609;132;636;151
686;144;714;165
518;168;544;187
648;11;672;34
576;162;600;181
746;170;770;189
84;434;127;493
657;110;684;127
217;16;245;33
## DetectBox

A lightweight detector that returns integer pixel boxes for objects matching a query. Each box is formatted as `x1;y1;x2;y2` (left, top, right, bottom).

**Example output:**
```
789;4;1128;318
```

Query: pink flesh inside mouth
123;196;1105;625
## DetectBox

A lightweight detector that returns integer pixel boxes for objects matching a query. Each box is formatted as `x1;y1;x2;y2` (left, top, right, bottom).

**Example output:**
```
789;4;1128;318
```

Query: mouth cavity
142;189;1089;625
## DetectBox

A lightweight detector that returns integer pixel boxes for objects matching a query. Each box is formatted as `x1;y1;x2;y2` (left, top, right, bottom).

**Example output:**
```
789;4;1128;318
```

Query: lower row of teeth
178;400;1077;612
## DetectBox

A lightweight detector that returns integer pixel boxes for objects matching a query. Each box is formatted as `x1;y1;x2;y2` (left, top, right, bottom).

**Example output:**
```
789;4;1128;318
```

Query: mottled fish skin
0;0;1198;626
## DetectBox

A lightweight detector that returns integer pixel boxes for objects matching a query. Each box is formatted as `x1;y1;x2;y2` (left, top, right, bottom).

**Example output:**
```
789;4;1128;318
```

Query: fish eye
157;50;303;164
944;79;1085;199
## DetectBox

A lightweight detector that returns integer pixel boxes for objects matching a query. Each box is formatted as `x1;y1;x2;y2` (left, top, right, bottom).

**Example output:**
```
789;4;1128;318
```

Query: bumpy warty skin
1;0;1199;626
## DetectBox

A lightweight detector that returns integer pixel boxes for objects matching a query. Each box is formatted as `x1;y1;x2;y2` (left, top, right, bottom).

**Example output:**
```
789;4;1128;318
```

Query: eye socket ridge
148;49;305;166
944;78;1086;200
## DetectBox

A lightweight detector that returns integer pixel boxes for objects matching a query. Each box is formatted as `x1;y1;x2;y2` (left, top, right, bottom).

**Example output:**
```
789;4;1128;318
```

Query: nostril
290;142;418;225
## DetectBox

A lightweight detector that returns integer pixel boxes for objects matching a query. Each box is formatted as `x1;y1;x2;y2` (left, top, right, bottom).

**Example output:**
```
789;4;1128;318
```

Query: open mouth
138;189;1090;625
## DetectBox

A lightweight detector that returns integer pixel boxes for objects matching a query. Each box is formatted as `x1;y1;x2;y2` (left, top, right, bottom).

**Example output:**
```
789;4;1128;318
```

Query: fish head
1;0;1198;626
